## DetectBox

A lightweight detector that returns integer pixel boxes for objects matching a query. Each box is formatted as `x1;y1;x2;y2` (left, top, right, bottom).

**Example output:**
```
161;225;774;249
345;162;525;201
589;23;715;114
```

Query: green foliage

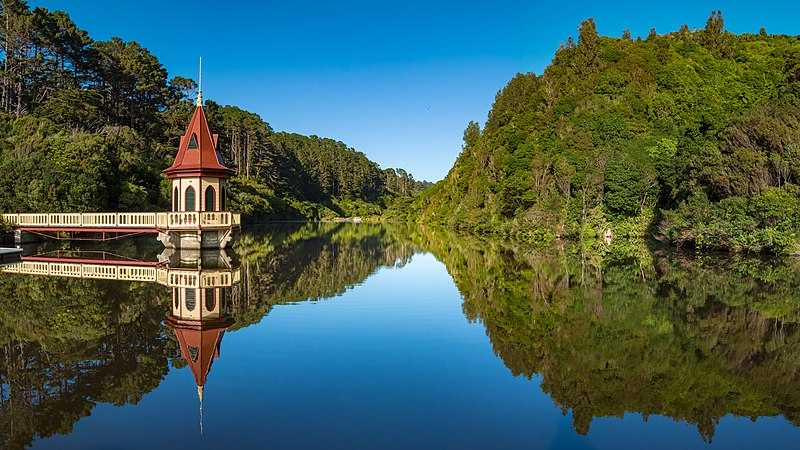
269;133;384;201
0;2;425;221
0;116;162;212
227;176;284;219
411;11;800;254
604;152;658;217
662;185;800;253
266;132;429;206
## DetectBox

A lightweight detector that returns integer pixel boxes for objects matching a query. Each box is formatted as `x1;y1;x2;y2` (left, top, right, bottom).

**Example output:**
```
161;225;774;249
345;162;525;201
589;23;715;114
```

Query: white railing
162;212;199;229
159;268;239;288
1;261;238;287
117;213;158;228
80;213;119;228
200;212;230;227
1;212;241;230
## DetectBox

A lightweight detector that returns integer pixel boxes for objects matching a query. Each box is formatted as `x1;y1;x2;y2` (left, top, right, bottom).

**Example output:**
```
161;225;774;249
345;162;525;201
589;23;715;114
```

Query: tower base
158;228;237;249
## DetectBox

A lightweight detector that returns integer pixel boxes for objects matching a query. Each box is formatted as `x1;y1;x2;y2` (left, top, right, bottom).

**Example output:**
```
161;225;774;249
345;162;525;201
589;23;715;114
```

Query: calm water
1;223;800;449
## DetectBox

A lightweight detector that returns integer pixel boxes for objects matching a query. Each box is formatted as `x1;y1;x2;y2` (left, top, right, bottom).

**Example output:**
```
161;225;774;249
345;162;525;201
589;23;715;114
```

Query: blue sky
33;0;800;181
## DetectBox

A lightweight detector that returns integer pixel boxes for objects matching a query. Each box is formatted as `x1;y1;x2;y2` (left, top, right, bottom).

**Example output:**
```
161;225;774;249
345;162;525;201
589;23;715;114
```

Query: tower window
185;289;196;311
221;185;226;210
185;186;196;212
173;187;179;212
205;289;216;311
205;185;216;211
188;133;198;149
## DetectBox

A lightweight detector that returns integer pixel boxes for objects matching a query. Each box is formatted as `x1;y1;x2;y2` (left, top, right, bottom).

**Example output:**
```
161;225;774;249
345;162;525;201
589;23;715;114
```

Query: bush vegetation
403;12;800;254
0;1;428;221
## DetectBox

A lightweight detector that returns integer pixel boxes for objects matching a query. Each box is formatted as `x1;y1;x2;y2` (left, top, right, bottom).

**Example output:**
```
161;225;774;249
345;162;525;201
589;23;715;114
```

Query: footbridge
3;212;240;233
2;211;241;248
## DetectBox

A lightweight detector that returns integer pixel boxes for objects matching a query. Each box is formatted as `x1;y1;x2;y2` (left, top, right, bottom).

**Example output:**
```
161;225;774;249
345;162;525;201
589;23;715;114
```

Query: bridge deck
2;212;241;232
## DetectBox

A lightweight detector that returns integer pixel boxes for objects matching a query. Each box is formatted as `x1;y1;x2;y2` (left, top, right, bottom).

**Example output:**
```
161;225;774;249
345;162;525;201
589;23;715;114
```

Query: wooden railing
1;212;241;230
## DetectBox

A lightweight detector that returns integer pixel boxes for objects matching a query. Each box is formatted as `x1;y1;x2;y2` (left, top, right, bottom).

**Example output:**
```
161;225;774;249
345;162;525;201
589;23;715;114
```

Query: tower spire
198;385;204;436
196;56;203;107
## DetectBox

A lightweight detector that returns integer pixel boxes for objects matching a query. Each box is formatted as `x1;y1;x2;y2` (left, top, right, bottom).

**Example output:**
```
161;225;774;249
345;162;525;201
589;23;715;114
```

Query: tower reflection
161;249;237;405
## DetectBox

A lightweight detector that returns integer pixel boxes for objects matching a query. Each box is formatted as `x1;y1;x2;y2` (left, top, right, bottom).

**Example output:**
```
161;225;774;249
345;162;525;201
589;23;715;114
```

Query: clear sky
32;0;800;181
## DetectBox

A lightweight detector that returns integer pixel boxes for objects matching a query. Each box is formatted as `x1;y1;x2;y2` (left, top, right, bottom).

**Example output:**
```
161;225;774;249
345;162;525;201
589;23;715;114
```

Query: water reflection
0;223;417;449
412;226;800;442
0;223;800;448
160;248;237;412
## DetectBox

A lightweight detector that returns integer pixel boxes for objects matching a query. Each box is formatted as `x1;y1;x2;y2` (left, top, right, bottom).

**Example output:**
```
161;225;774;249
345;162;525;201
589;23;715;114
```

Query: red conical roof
164;104;233;179
166;315;233;388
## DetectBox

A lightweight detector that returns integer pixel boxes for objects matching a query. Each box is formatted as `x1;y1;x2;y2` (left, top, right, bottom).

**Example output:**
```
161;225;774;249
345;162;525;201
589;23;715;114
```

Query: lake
1;223;799;450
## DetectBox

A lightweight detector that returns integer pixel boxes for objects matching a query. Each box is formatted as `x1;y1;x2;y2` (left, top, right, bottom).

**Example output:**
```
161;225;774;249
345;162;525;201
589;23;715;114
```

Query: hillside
411;12;800;254
0;1;424;221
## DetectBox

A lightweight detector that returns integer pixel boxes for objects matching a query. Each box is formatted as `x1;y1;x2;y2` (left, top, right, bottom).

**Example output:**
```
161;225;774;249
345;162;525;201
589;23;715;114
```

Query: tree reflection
0;223;417;449
227;222;417;328
413;226;800;441
3;224;800;447
0;277;171;450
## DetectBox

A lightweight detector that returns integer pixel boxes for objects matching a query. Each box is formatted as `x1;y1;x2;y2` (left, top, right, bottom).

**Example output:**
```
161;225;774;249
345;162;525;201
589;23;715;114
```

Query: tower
164;93;233;215
159;65;239;250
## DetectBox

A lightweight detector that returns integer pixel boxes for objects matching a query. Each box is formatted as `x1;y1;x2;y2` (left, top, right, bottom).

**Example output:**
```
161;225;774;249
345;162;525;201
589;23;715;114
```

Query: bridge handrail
2;212;240;230
2;261;239;287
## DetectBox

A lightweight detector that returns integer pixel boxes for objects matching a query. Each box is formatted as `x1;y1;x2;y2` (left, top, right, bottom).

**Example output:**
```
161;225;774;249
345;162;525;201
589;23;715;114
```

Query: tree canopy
0;1;426;220
407;12;800;254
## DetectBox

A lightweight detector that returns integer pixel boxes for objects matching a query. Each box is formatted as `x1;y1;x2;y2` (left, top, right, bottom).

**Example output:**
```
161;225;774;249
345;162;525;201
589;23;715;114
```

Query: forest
406;12;800;254
0;0;427;221
2;3;799;255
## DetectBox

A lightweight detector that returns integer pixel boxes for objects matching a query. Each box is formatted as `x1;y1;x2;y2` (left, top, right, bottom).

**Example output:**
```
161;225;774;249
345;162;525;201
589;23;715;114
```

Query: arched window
205;186;216;211
220;185;226;210
188;133;198;149
173;187;179;212
173;288;178;309
205;289;216;311
185;289;196;311
185;186;195;212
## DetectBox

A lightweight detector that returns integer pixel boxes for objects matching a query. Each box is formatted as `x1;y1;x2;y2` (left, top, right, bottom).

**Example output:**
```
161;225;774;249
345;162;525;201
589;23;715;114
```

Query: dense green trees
0;116;163;212
409;12;800;254
0;1;424;220
0;1;169;213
